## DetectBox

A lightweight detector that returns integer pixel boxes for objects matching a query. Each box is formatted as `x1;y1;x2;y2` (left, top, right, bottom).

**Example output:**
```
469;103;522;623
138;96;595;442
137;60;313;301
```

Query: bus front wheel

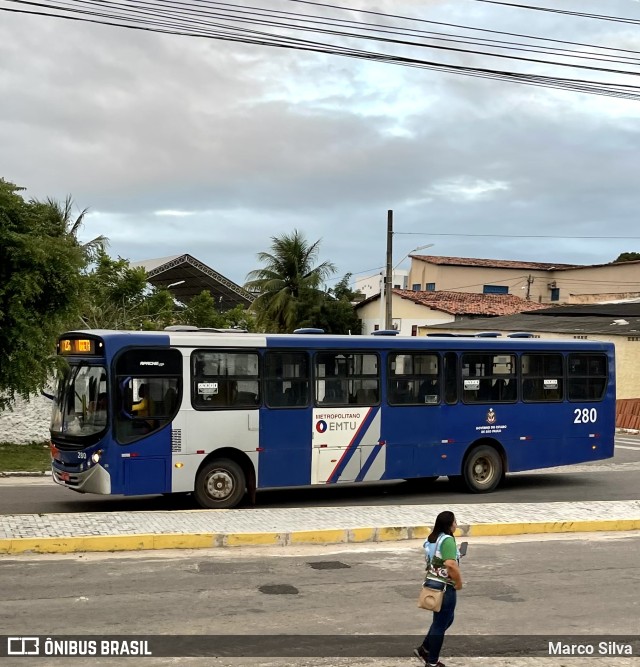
462;445;502;493
195;459;246;509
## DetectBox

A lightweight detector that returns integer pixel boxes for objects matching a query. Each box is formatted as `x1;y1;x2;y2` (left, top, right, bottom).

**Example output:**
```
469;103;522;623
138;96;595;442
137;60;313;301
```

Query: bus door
258;351;313;487
384;351;451;478
114;348;182;496
311;351;382;485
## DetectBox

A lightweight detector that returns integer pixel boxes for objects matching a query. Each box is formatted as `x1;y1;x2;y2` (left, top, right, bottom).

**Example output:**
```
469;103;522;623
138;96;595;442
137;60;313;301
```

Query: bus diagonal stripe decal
326;407;376;484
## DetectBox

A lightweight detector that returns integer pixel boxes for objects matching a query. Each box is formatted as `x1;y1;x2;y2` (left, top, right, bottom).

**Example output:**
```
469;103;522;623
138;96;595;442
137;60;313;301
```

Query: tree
244;230;336;332
79;249;150;329
180;290;227;329
297;273;363;335
0;178;87;408
43;194;107;262
180;292;257;331
613;252;640;263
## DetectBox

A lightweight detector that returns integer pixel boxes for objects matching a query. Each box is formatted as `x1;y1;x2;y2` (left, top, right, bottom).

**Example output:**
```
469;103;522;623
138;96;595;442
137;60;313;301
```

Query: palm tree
45;195;108;262
245;230;336;332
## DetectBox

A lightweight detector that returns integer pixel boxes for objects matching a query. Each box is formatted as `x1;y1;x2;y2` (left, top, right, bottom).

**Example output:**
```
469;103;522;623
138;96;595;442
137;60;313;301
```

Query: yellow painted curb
0;519;638;554
465;519;640;536
289;529;348;545
225;532;282;547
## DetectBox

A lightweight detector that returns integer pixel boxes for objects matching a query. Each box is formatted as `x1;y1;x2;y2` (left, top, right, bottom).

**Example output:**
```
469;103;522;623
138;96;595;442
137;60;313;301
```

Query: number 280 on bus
49;328;615;508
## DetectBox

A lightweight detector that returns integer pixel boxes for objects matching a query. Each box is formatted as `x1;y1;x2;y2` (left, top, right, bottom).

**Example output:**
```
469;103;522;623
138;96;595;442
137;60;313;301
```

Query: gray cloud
2;1;640;287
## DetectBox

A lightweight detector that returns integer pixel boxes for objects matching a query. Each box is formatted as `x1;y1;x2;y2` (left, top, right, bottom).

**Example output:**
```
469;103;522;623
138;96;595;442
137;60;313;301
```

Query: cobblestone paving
1;500;639;540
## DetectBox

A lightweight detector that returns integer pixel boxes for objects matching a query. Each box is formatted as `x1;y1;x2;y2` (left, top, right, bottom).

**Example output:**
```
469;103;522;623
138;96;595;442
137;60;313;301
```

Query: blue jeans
420;582;457;663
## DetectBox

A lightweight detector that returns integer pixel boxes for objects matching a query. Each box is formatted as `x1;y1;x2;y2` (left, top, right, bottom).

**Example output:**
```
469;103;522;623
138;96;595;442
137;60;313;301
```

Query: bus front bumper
52;463;112;495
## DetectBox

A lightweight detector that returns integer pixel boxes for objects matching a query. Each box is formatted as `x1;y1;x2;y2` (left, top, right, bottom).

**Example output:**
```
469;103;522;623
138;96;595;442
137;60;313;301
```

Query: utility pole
385;210;393;330
525;274;534;301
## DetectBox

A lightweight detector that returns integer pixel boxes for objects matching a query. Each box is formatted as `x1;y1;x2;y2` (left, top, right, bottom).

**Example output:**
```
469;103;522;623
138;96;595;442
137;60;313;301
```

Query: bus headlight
91;451;102;464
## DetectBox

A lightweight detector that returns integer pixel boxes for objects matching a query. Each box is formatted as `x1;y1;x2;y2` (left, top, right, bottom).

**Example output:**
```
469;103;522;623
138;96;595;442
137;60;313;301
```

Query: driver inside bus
131;384;149;418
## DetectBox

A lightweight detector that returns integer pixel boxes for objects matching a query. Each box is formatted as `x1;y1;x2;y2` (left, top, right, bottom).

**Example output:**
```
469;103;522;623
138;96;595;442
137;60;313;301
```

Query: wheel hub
473;458;491;482
206;471;234;499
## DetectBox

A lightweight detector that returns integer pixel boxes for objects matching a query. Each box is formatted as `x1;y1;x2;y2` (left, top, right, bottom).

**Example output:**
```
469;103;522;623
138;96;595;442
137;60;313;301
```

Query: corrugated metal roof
130;254;253;309
426;312;640;336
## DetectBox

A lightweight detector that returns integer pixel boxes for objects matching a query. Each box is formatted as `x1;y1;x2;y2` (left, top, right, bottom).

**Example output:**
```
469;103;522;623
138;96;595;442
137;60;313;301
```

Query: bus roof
60;329;615;353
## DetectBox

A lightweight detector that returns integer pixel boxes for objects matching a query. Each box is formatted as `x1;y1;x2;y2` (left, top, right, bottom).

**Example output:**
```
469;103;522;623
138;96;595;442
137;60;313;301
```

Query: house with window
407;255;640;305
354;289;548;335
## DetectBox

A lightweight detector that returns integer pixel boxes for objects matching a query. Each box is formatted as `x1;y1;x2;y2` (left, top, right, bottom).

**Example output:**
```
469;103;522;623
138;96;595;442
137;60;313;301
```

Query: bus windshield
51;364;108;438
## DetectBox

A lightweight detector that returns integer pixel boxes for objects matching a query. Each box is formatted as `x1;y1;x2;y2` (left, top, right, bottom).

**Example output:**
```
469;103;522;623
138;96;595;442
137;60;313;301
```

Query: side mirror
459;541;468;557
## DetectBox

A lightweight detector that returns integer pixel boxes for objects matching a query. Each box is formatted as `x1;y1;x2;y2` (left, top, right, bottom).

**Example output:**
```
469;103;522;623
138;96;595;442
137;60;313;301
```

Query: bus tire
461;445;502;493
194;458;246;509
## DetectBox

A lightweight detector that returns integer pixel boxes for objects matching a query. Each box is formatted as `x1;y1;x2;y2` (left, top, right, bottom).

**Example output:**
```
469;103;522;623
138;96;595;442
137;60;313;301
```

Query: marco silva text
549;641;633;656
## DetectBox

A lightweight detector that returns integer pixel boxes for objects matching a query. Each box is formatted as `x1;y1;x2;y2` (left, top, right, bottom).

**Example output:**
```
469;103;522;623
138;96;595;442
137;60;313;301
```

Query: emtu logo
315;420;328;433
8;637;40;655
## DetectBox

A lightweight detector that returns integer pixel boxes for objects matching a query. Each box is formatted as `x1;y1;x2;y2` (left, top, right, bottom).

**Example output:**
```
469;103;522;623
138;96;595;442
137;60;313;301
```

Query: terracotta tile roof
394;289;550;316
410;255;580;271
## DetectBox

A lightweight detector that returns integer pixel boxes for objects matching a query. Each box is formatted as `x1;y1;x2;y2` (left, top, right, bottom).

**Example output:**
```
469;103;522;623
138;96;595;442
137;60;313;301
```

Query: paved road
0;534;638;667
1;435;639;515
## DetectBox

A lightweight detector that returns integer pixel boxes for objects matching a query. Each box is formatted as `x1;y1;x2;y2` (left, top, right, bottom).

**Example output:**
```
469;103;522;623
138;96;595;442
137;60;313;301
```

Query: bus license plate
60;472;70;481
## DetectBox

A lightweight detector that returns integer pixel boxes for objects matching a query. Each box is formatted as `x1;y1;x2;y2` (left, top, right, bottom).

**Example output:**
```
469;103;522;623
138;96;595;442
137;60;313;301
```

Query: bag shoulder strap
425;532;448;562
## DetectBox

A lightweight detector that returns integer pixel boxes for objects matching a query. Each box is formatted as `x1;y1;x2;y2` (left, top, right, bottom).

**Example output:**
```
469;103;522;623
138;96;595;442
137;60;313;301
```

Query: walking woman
414;511;463;667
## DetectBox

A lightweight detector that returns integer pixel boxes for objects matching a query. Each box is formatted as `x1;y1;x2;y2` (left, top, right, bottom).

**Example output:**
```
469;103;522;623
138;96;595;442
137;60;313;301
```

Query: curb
0;471;49;478
1;519;639;555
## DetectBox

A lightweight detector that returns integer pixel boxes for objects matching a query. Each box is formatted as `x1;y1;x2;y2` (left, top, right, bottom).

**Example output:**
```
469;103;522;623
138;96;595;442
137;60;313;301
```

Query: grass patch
0;441;50;472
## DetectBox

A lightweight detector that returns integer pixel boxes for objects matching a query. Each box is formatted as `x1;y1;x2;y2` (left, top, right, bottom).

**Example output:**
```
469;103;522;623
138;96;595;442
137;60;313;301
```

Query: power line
4;0;640;101
396;232;640;240
473;1;640;26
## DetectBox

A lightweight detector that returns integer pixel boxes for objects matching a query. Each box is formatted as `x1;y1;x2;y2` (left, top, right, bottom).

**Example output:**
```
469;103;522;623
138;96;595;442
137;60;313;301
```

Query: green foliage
180;290;227;328
0;441;51;472
180;292;257;331
328;273;361;302
79;249;150;329
613;252;640;263
297;293;363;334
140;288;178;331
0;178;87;409
244;230;337;332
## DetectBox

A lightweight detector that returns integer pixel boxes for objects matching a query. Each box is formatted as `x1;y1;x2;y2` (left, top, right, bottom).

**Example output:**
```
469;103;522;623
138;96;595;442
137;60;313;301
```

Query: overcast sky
2;0;640;290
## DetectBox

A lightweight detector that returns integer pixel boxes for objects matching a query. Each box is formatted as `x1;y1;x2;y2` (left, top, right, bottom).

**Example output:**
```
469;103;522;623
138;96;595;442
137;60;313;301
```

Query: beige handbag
417;584;445;612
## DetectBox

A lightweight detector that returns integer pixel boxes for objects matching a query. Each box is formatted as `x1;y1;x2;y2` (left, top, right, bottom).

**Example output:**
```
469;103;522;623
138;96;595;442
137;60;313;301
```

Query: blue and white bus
49;328;615;508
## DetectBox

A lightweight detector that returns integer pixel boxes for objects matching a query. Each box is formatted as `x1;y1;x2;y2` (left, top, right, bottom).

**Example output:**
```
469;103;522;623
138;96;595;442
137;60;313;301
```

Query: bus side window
264;351;309;409
444;352;458;404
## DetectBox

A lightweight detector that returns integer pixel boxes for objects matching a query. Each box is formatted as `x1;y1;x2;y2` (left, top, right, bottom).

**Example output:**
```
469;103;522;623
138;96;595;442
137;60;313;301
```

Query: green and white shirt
423;533;458;586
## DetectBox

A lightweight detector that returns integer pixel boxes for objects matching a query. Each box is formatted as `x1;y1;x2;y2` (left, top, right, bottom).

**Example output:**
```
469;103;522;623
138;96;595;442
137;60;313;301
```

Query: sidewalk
1;499;639;554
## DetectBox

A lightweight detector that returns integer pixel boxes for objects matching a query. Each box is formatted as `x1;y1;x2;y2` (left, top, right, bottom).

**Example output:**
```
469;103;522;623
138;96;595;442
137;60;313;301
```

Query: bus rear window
568;353;607;401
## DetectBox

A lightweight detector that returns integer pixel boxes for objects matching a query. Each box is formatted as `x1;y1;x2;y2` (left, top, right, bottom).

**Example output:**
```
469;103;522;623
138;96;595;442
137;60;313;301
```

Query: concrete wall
408;263;544;300
0;395;52;444
354;270;408;299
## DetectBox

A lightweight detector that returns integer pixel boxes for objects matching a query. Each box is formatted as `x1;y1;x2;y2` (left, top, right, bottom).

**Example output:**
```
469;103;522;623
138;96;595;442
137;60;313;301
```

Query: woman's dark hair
427;510;456;543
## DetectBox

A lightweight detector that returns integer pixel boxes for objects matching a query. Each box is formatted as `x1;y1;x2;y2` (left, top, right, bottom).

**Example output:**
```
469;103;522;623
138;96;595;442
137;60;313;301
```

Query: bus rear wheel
462;445;502;493
195;459;246;509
